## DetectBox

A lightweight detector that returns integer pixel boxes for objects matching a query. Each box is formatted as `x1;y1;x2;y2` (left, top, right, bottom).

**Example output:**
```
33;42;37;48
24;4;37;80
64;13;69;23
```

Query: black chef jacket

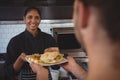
0;28;56;80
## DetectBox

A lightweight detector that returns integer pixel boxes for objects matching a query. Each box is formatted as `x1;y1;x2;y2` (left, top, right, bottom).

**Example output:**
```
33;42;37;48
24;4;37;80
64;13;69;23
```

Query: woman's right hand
19;52;27;61
13;53;27;73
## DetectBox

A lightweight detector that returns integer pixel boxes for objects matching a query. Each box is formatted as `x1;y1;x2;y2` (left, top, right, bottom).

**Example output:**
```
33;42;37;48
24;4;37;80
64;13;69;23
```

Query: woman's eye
27;16;32;19
35;16;40;20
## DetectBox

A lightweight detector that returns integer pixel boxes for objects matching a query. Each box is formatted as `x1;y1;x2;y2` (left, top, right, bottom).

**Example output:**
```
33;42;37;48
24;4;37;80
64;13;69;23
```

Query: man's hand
61;56;78;72
61;56;87;80
30;62;49;80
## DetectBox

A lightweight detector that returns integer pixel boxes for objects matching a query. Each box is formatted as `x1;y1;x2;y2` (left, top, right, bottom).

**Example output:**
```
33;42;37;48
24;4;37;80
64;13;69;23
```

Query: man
30;0;120;80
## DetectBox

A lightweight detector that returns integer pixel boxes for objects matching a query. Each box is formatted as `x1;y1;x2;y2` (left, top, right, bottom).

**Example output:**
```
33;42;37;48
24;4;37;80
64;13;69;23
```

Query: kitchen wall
0;20;73;53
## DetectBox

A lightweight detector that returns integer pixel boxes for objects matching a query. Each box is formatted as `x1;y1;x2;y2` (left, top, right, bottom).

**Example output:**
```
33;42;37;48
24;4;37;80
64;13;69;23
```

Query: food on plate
27;54;41;63
26;47;65;65
40;52;63;64
26;52;64;64
44;47;59;52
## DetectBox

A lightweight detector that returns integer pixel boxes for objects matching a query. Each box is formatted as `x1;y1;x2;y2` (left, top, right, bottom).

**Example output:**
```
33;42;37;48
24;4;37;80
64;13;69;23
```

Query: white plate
25;55;68;66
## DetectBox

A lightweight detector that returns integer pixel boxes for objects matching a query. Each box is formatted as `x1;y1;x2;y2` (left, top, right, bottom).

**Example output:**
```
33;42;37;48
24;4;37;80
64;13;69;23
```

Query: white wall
0;21;73;53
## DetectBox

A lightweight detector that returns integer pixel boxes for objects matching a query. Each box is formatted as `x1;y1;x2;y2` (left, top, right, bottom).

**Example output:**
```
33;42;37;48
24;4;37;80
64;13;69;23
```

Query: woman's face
24;9;41;31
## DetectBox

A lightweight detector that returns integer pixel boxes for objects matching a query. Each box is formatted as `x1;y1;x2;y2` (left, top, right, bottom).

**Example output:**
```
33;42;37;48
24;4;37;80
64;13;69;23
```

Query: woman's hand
19;52;27;61
30;63;49;80
13;53;27;73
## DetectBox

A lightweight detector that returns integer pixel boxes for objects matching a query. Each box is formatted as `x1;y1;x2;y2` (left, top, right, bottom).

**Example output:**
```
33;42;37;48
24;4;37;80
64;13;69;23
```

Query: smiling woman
0;7;57;80
23;7;41;36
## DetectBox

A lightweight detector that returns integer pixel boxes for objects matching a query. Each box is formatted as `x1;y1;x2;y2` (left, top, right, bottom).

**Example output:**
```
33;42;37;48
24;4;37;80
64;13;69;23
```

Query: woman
1;7;56;80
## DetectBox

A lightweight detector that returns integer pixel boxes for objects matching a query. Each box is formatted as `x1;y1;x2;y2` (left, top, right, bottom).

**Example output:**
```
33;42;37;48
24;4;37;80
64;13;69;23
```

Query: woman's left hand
13;53;27;72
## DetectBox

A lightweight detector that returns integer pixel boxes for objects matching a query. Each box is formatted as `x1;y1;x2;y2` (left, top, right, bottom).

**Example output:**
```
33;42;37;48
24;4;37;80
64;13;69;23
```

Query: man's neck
87;41;120;80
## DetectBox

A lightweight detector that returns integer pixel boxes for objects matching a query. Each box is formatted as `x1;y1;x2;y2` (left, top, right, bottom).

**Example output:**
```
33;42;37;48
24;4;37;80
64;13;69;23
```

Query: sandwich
40;52;63;64
44;47;59;52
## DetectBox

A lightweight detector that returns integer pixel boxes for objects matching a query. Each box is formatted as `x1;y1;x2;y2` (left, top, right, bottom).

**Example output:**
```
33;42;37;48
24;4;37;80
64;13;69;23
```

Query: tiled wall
0;22;73;53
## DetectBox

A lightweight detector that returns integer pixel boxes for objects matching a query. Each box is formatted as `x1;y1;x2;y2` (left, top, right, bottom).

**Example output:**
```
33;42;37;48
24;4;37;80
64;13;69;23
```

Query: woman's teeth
31;24;35;26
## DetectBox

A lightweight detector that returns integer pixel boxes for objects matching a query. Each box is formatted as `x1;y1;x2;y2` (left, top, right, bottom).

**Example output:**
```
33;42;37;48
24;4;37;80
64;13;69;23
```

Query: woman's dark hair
79;0;120;42
24;7;41;18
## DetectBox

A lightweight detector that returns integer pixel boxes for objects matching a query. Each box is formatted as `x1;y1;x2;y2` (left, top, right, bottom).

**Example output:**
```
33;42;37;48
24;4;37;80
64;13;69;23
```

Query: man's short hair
79;0;120;42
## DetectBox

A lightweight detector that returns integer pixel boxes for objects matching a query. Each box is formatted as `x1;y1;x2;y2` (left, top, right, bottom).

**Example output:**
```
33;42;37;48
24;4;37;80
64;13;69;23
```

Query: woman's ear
79;2;89;28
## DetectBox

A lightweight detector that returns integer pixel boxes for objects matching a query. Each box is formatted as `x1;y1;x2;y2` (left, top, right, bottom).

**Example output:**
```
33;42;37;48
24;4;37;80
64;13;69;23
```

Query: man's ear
79;2;89;28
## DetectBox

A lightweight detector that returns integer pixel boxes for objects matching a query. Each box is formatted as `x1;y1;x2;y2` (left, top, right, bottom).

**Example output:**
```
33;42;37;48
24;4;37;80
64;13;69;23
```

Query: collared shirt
1;28;56;80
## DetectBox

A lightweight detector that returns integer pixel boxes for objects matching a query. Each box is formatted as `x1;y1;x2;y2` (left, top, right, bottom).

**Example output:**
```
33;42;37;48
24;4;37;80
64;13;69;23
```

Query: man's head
74;0;120;50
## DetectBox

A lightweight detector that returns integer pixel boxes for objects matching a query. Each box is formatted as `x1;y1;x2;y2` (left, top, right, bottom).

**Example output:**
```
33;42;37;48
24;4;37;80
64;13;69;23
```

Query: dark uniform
0;28;56;80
